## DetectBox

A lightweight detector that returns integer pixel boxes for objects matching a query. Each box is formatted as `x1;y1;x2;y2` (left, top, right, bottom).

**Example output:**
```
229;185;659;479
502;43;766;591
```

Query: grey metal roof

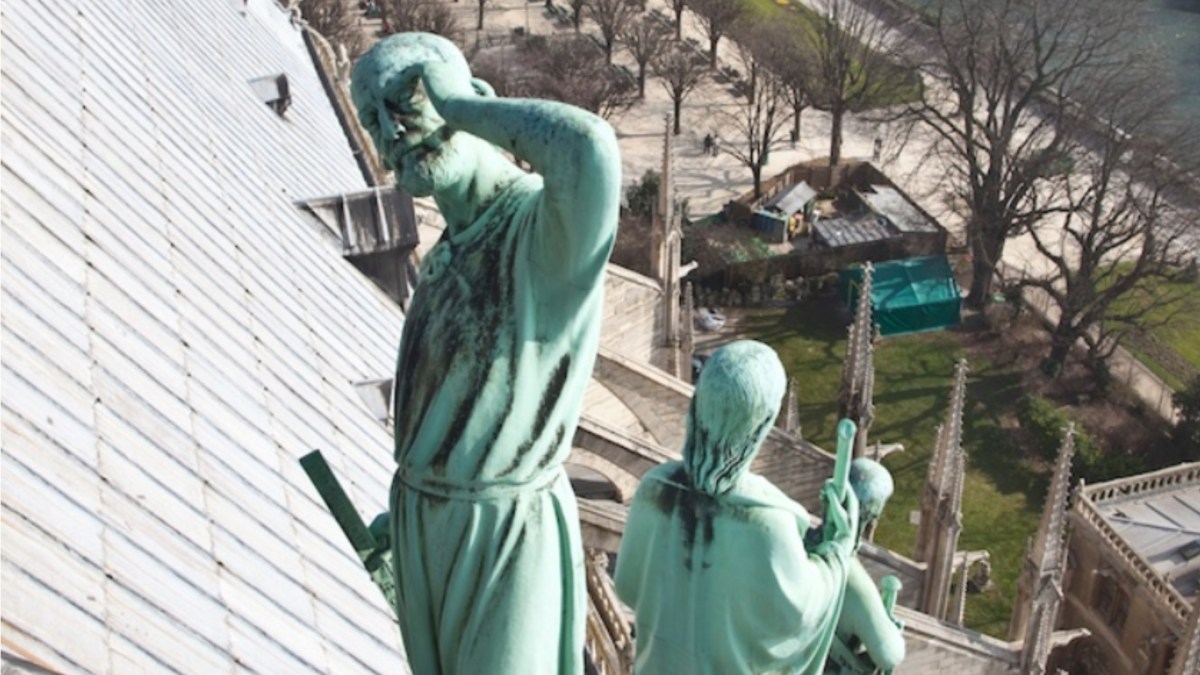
813;212;897;247
764;181;817;215
858;185;939;233
1095;483;1200;601
2;1;407;671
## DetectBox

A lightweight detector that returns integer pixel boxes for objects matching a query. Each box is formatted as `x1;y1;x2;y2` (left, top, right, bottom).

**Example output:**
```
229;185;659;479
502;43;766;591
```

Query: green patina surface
616;341;906;674
299;451;398;616
350;32;621;675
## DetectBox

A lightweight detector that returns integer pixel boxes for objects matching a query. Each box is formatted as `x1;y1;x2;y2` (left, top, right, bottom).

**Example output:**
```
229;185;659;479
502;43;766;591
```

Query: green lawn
1115;275;1200;389
740;299;1044;637
739;0;923;109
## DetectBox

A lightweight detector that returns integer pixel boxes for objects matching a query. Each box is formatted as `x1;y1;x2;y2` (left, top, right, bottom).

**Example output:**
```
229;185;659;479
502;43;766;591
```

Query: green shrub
1017;395;1142;483
1075;442;1145;484
1019;396;1072;461
625;169;659;219
1171;375;1200;462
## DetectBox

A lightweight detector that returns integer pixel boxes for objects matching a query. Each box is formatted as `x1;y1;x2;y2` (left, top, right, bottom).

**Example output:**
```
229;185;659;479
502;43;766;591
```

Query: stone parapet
1072;491;1193;630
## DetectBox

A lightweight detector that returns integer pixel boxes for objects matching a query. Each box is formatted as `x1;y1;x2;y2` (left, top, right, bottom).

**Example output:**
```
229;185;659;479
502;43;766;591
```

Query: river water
1146;0;1200;127
898;0;1200;129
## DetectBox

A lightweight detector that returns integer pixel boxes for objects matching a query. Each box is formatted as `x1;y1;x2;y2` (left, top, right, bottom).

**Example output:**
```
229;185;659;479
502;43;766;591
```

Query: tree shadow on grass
779;297;849;338
961;366;1045;509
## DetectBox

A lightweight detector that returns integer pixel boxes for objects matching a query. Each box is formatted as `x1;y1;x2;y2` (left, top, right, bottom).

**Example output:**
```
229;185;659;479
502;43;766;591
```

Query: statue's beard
391;129;460;197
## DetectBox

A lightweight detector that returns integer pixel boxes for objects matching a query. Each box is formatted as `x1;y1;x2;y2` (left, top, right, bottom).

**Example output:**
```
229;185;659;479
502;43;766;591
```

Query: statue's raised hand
818;480;860;558
410;62;494;121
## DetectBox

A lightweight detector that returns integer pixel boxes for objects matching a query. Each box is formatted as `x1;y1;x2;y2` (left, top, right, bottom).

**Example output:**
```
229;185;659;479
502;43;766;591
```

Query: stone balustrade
1072;495;1191;629
585;551;635;675
1084;463;1200;505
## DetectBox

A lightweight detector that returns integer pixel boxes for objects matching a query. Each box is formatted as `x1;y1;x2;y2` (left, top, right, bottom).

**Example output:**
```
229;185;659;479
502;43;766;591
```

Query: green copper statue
614;341;904;675
351;33;620;675
830;458;906;674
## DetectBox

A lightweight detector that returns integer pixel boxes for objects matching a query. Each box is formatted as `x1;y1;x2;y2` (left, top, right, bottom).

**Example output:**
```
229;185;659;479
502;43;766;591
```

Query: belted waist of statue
394;464;565;501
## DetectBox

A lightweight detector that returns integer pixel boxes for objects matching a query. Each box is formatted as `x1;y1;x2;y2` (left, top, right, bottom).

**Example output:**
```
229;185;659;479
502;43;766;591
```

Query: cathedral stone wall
894;608;1019;674
1060;515;1184;675
859;544;926;609
592;348;835;510
600;266;665;368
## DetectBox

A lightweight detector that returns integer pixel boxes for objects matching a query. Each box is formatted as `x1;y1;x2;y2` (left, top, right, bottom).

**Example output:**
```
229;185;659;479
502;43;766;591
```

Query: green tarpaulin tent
839;256;962;336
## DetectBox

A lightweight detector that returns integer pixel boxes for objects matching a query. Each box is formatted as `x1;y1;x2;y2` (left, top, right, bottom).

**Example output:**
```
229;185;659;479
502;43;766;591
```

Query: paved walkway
369;0;945;219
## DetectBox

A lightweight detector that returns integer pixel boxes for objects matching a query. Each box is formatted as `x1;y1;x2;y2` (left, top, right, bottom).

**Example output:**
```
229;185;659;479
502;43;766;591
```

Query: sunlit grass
738;0;923;109
1110;270;1200;390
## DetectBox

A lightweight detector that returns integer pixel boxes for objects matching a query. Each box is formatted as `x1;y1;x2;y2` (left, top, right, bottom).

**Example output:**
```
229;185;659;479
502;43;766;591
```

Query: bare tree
297;0;367;57
723;34;790;198
670;0;685;39
470;45;536;98
805;0;905;167
476;0;487;30
587;0;634;64
780;63;811;147
653;42;709;135
767;23;811;147
621;14;670;97
568;0;588;32
521;35;636;119
687;0;743;66
907;0;1143;308
1012;60;1200;375
383;0;463;43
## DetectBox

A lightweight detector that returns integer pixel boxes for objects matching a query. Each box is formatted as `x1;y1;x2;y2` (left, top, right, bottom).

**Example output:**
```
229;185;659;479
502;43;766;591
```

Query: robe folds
616;462;850;675
390;173;614;675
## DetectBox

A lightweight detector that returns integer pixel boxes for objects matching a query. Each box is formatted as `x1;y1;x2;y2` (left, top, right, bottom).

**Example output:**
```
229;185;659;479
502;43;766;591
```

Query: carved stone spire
1169;594;1200;675
1032;424;1075;584
916;359;969;620
681;282;695;382
914;423;947;563
915;359;968;562
1013;425;1076;674
654;114;682;376
658;113;674;240
777;377;800;435
839;262;876;458
951;554;969;626
947;430;966;529
921;436;966;619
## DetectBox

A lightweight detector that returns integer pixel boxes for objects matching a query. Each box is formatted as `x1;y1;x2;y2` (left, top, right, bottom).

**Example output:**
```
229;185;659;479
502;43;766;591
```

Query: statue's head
351;33;480;196
683;341;786;496
849;458;893;525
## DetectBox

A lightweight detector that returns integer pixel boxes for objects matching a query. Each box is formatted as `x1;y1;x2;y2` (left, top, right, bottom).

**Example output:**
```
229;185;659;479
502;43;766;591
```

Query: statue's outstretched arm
838;560;905;671
424;62;621;274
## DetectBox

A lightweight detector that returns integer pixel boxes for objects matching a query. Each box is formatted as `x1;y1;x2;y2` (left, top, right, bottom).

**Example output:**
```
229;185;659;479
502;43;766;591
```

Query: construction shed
840;256;962;336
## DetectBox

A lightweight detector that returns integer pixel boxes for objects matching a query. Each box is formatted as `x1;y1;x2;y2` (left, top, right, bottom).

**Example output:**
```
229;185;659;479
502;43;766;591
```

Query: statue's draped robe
615;463;849;675
390;173;612;675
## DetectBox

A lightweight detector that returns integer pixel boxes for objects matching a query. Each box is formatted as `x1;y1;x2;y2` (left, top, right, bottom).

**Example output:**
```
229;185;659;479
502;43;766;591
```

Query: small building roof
764;181;817;215
1092;472;1200;602
813;212;896;247
858;185;939;233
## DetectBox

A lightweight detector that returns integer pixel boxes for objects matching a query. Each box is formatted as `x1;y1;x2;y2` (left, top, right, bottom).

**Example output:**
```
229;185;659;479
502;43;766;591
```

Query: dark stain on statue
656;466;718;572
538;424;566;471
498;352;569;477
424;218;528;474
